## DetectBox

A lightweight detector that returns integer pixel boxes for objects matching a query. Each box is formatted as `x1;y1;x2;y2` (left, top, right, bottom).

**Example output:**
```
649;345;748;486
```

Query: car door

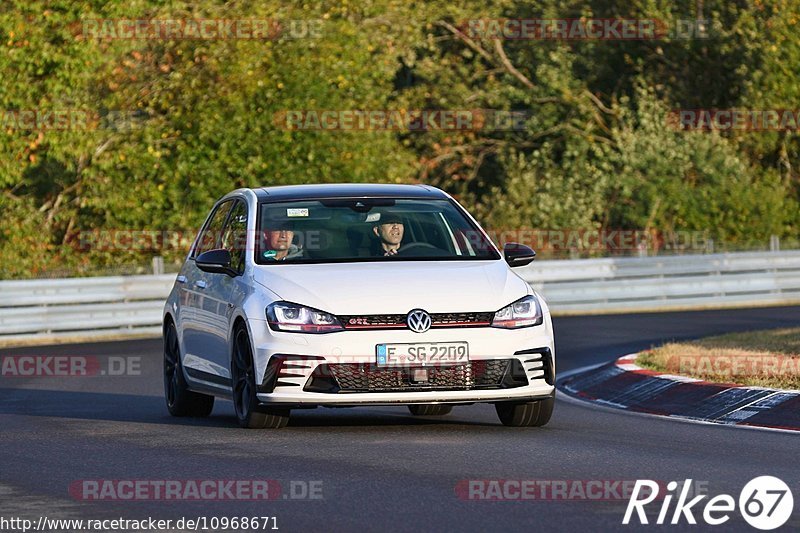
202;199;250;379
180;199;234;383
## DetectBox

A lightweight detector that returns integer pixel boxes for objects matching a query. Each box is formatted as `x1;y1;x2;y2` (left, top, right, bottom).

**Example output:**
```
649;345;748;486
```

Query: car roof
252;183;447;201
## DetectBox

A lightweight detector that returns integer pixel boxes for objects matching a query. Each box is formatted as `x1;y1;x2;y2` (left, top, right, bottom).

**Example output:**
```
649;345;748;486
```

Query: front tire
231;325;290;429
408;404;453;416
164;321;214;417
495;393;554;427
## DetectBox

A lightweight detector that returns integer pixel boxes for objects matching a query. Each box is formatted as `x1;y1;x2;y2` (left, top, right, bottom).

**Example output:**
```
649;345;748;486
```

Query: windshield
255;198;500;264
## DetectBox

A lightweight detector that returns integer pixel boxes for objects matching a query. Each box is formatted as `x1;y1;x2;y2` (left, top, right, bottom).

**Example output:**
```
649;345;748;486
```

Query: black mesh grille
432;312;494;326
338;314;407;328
304;359;523;393
337;312;494;330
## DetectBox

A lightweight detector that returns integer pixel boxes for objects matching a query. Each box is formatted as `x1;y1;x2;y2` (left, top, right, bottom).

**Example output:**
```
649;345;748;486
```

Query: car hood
252;260;530;315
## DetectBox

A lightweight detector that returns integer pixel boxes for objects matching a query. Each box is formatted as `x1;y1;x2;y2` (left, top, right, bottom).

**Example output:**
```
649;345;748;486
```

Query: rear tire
408;404;453;416
164;321;215;417
495;393;554;427
231;325;290;429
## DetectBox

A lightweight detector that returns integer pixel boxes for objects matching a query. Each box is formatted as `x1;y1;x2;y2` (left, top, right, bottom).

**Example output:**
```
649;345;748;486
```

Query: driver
372;211;404;256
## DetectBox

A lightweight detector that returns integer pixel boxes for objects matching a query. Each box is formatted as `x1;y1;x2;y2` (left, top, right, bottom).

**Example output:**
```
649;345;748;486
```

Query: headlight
266;302;344;333
491;295;543;329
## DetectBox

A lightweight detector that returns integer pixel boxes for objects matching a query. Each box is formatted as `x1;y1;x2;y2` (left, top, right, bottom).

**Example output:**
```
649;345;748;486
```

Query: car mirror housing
503;242;536;267
195;248;237;276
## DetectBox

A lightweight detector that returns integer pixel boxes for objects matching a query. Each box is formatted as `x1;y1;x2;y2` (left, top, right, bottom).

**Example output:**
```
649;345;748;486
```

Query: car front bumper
248;314;556;407
256;385;555;407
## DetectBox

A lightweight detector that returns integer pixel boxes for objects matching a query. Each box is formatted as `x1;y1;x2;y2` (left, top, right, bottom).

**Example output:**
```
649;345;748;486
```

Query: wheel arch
163;312;176;334
229;314;251;367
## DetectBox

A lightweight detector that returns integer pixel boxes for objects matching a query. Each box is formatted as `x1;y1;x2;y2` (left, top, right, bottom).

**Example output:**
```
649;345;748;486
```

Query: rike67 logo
624;476;793;530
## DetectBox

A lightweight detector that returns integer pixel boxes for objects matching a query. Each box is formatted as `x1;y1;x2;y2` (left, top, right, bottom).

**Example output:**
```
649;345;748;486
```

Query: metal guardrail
0;275;176;344
1;251;799;343
517;250;800;314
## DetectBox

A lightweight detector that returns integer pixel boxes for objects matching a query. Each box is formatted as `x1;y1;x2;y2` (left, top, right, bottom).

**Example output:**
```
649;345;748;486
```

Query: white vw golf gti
163;184;555;428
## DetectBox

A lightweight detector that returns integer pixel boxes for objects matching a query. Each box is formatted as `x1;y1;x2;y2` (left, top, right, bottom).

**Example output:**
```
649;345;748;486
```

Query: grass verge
636;328;800;389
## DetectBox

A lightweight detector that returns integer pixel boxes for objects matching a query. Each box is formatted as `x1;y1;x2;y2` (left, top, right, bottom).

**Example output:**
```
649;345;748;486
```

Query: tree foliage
0;0;797;277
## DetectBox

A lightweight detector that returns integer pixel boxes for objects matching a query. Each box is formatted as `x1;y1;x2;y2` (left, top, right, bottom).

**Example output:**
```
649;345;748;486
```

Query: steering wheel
397;242;443;256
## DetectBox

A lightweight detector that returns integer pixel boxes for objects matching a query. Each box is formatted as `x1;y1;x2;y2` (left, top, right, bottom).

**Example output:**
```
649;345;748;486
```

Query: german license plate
376;342;469;366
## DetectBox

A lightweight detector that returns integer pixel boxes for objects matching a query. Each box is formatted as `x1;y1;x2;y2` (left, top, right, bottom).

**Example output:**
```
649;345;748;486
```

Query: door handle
194;280;207;289
176;275;187;284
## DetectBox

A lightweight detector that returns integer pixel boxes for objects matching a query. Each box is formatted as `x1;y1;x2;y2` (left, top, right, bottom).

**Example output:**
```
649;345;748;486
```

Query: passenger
262;221;304;261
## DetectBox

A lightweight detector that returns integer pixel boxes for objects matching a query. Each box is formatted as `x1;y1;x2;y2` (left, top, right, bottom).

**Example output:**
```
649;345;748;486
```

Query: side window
193;200;233;257
220;200;248;274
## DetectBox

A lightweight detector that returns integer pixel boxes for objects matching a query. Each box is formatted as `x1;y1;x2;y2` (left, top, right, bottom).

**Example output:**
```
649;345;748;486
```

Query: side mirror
503;242;536;267
195;248;237;276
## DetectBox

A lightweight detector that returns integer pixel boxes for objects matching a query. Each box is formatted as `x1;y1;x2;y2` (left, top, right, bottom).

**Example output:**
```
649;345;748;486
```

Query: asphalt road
1;306;799;532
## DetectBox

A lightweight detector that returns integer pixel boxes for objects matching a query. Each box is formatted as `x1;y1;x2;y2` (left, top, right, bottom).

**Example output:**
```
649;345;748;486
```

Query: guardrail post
152;256;165;275
770;235;780;252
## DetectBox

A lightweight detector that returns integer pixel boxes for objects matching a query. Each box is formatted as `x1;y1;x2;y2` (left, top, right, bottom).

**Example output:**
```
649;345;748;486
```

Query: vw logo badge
407;309;432;333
